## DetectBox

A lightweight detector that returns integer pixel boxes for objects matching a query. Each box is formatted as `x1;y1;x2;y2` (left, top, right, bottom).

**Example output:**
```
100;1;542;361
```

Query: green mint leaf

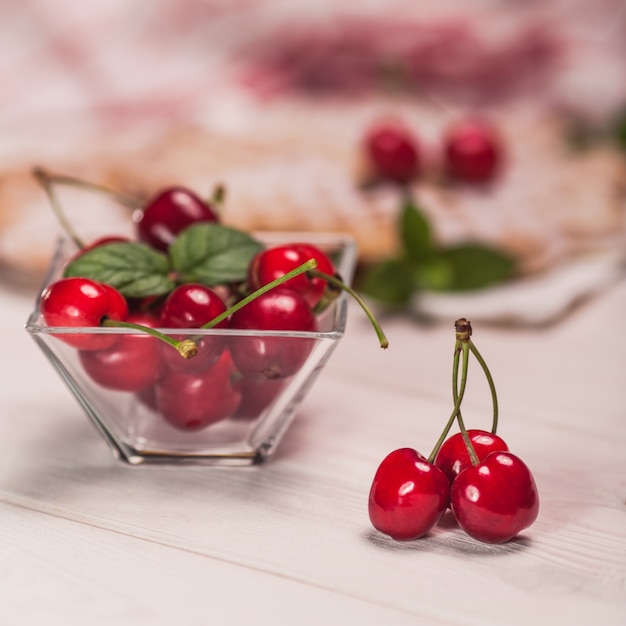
412;256;455;291
437;243;516;291
63;242;174;297
170;222;264;285
399;196;435;263
358;258;416;306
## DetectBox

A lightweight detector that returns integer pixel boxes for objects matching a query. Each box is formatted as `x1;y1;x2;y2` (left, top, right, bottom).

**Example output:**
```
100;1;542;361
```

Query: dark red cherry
368;448;450;541
434;429;509;483
78;312;162;392
159;283;228;372
247;243;335;308
450;451;539;543
232;375;286;419
443;119;503;184
228;288;317;380
364;121;420;184
155;351;241;430
135;186;218;251
40;277;128;350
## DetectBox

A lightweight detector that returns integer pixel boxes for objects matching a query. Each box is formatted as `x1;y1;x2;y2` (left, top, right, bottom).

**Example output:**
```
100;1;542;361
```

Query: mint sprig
64;223;265;298
358;194;516;306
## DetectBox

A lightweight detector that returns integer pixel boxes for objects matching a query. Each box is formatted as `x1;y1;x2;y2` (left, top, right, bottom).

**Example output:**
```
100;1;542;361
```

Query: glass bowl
25;232;357;466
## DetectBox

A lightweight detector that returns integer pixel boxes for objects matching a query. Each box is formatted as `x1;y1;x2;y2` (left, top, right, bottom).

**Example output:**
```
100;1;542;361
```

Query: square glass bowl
26;232;357;466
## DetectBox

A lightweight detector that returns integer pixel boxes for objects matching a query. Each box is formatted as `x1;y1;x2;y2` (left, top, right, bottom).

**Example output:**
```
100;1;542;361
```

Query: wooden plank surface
1;278;625;625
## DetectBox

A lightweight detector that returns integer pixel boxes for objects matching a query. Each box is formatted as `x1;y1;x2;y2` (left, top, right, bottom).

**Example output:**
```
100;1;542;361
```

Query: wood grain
2;279;625;625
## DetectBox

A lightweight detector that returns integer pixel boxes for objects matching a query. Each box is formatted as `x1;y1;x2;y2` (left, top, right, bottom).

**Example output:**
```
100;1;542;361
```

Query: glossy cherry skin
364;122;420;184
443;119;502;184
368;448;450;541
159;283;228;373
229;288;317;380
135;186;218;251
78;312;162;392
155;351;241;430
41;277;128;350
434;429;509;484
247;243;335;308
450;451;539;544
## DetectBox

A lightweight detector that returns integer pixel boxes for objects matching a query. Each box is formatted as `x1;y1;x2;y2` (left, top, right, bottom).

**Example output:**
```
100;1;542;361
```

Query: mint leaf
63;242;174;297
359;258;416;306
437;243;516;291
399;196;435;263
170;223;264;285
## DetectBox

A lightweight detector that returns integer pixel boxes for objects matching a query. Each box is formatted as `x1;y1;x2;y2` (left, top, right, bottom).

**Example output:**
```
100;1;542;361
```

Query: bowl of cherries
25;169;387;466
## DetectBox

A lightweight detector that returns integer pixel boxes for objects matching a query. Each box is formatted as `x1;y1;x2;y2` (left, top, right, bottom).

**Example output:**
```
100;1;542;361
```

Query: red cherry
450;451;539;544
40;277;128;350
159;283;228;373
368;448;450;541
228;288;317;380
247;243;335;308
364;121;420;184
434;429;509;483
155;351;241;430
443;119;502;184
233;375;286;419
78;312;162;392
135;186;218;251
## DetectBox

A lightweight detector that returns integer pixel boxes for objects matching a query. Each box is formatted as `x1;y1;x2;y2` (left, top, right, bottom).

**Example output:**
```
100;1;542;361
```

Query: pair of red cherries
364;117;503;186
368;319;539;544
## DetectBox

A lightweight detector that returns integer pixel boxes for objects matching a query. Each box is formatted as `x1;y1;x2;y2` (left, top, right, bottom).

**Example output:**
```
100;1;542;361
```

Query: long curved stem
33;167;85;249
428;339;468;463
105;259;319;359
33;167;141;209
468;339;499;434
311;269;389;349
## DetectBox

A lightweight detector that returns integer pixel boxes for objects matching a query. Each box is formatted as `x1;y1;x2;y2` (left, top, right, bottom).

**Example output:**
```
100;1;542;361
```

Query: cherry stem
468;339;499;434
454;342;480;466
104;259;320;359
32;167;86;250
200;258;318;330
32;166;142;211
427;319;480;465
102;319;198;359
311;269;389;349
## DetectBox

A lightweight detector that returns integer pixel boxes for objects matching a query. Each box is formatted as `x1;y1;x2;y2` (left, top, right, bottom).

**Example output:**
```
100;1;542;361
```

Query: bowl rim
25;231;358;340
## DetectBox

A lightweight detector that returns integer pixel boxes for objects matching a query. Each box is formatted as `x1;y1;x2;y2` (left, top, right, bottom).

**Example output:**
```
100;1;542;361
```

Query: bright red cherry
229;288;317;380
41;277;128;350
368;448;450;541
135;186;218;251
364;121;420;184
443;119;503;184
78;312;162;392
450;451;539;544
155;351;241;430
247;243;335;308
159;283;228;373
434;429;509;483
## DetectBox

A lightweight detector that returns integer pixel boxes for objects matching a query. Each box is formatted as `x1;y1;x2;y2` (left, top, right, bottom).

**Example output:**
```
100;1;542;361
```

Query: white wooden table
2;276;625;626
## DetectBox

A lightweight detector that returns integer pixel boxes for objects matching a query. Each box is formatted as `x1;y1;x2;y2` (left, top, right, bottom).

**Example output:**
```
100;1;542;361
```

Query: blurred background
1;0;625;325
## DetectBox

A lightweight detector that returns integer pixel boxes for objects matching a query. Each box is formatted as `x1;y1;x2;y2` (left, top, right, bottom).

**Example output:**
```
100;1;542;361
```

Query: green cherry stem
200;259;318;330
427;319;480;465
32;167;86;250
104;259;320;360
102;318;199;359
32;166;141;211
468;339;499;434
311;269;389;349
